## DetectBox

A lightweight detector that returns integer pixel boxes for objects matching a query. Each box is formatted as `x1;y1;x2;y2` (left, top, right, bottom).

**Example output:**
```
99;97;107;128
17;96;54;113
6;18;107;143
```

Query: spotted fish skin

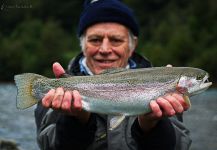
14;67;212;116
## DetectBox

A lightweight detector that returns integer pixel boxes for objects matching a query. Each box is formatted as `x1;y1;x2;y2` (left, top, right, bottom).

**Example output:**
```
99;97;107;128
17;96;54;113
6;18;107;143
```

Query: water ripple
0;83;216;150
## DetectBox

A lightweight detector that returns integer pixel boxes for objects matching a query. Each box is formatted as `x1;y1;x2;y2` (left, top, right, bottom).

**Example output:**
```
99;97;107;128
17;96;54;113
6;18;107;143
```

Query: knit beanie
77;0;139;37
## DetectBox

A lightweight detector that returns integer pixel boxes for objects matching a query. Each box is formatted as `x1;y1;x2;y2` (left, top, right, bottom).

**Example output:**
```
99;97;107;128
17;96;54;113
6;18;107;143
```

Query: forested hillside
0;0;216;83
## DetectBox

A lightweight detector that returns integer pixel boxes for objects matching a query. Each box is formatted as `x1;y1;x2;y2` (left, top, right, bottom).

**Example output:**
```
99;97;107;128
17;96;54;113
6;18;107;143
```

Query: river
0;83;216;150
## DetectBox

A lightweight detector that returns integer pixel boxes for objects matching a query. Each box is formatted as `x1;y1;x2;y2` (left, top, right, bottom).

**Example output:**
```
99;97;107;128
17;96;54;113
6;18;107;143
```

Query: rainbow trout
14;67;212;128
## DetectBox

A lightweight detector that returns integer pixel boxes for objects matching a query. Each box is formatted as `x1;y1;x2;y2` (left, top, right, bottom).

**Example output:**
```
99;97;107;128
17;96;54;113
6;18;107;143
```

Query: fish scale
14;67;212;129
14;67;212;114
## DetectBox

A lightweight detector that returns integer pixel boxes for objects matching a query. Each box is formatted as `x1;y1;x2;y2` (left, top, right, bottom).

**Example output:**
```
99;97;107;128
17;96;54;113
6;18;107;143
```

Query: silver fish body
14;67;212;116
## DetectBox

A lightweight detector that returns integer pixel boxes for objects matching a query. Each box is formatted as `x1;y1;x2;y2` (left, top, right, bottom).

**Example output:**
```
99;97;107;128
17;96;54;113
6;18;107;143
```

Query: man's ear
133;37;138;50
83;50;87;56
129;37;138;57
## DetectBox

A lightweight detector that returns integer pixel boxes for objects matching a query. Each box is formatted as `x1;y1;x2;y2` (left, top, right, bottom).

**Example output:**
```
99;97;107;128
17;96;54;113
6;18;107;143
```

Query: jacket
35;52;191;150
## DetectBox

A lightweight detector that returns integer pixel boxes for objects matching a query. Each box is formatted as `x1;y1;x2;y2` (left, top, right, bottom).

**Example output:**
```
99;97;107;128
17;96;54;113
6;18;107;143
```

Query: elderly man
35;0;191;149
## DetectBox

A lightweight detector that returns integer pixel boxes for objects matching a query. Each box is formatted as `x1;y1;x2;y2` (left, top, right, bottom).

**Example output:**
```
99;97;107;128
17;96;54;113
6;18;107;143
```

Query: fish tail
14;73;43;109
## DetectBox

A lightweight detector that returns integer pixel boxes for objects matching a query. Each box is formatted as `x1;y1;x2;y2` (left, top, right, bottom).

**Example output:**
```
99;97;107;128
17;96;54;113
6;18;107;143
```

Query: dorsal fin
100;68;128;75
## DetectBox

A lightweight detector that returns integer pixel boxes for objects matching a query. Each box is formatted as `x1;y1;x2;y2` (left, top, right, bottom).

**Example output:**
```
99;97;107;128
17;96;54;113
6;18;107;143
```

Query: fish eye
196;74;204;80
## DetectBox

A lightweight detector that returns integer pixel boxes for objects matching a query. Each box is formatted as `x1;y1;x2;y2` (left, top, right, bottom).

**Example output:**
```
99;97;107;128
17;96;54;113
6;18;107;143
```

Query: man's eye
111;39;121;42
89;39;100;42
88;39;102;45
110;39;123;46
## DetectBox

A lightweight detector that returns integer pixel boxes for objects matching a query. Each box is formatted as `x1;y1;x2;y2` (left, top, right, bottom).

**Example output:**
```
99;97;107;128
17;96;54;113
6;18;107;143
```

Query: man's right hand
41;62;91;124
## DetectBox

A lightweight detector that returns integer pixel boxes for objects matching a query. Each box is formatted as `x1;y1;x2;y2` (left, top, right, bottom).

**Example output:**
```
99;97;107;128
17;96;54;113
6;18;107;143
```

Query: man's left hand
138;92;190;132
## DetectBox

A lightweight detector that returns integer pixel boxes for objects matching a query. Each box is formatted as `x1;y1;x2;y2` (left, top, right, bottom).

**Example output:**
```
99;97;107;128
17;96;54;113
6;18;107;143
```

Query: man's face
83;22;135;75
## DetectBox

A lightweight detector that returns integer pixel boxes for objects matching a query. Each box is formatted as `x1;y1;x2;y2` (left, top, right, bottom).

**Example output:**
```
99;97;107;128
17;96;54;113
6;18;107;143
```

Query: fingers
42;88;82;114
171;92;189;110
156;97;175;116
52;87;64;109
138;92;188;132
149;92;189;119
42;89;55;107
164;94;183;113
61;91;72;111
53;62;65;78
42;87;65;109
166;64;173;67
149;101;162;118
72;90;82;110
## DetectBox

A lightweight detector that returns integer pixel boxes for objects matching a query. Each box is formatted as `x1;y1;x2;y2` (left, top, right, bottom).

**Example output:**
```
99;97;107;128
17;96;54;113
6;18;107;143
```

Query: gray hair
79;31;137;51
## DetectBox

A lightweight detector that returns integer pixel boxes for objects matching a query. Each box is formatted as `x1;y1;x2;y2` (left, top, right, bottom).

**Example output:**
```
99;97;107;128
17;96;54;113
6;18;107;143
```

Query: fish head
177;68;212;96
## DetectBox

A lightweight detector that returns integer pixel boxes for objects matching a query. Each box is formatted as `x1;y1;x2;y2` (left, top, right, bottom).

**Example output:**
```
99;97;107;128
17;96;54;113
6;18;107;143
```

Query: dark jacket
35;52;191;150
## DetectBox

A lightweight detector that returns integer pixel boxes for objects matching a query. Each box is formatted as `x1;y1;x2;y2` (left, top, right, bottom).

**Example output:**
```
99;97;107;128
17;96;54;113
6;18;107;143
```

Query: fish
14;67;212;129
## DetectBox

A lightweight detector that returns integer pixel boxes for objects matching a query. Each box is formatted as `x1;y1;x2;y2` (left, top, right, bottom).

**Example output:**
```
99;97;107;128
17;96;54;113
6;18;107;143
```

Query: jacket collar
67;52;152;76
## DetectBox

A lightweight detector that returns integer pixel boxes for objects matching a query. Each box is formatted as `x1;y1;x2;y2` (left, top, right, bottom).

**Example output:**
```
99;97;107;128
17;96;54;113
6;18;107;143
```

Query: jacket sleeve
35;103;97;150
170;117;192;150
131;117;176;150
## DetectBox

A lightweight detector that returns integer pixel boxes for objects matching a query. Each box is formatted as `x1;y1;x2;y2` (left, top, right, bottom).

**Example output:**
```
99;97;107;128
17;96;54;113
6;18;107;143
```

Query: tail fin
14;73;43;109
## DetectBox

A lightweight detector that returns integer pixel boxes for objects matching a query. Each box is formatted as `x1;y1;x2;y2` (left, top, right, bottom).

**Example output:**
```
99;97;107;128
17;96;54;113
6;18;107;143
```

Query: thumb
166;64;173;67
53;62;65;78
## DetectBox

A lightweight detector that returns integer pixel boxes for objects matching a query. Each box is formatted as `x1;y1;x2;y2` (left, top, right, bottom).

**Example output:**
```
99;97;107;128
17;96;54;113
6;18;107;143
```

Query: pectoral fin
109;115;125;130
183;95;191;108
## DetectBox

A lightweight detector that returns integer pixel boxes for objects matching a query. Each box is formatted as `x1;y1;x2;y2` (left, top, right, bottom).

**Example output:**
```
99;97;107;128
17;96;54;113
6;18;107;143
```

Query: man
35;0;191;149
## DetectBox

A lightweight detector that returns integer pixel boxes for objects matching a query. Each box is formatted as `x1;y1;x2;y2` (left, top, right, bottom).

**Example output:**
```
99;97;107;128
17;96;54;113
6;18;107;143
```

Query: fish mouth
199;74;212;92
189;73;212;96
201;74;212;88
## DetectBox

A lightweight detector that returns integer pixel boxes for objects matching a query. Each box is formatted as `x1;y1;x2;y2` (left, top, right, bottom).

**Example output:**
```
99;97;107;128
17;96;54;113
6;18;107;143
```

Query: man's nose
99;38;111;53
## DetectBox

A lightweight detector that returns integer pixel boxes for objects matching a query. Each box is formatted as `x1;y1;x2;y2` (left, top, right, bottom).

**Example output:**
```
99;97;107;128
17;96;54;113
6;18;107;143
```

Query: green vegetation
0;0;216;83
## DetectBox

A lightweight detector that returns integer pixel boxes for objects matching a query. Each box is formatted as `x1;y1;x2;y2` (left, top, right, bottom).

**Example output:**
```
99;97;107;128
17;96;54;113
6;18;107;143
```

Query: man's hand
138;64;190;132
41;62;90;124
138;92;190;132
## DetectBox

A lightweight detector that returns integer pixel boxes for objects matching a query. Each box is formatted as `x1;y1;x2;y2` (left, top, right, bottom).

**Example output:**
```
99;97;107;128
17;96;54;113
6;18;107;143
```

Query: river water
0;83;38;150
0;83;217;150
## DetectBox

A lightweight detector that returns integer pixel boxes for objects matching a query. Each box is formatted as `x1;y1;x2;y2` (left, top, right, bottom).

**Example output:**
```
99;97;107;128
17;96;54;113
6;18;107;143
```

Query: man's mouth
94;59;117;68
96;60;116;63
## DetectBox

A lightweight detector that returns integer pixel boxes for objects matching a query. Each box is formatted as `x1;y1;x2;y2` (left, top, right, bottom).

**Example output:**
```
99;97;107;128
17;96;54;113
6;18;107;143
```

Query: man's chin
96;62;116;69
94;66;115;74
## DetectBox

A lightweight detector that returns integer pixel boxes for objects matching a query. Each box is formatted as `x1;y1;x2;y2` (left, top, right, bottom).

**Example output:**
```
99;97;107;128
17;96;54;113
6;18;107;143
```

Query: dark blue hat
77;0;139;37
